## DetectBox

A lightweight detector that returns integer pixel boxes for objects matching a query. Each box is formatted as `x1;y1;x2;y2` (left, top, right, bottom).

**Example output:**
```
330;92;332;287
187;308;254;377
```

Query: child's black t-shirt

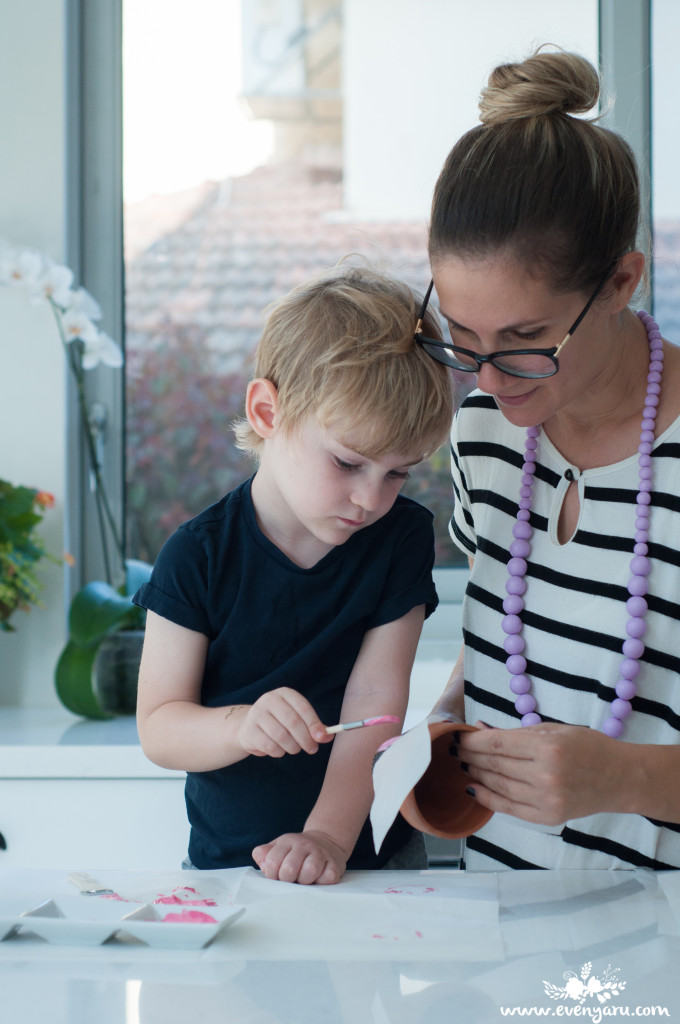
134;476;438;869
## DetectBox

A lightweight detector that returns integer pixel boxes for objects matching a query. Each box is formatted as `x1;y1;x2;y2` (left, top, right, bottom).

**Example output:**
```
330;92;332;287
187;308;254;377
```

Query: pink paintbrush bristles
324;715;400;735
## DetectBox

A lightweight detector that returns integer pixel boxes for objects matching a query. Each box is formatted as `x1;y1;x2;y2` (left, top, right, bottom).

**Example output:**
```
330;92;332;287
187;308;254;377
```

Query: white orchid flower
81;331;124;370
59;306;100;345
34;261;74;308
0;247;43;288
67;286;103;322
0;236;125;586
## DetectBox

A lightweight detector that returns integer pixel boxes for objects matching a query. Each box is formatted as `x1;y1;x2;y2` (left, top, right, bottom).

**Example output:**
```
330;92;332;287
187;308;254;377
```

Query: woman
417;47;680;870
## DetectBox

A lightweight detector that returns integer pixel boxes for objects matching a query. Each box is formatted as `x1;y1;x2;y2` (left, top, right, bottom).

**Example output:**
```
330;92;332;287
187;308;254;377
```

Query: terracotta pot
400;720;493;839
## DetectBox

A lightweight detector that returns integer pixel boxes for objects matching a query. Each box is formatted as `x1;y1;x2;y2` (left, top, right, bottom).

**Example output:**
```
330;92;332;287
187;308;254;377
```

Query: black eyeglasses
414;262;616;380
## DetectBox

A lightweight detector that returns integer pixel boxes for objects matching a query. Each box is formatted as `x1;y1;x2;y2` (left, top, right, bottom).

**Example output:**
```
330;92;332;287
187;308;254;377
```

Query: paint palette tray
0;895;245;949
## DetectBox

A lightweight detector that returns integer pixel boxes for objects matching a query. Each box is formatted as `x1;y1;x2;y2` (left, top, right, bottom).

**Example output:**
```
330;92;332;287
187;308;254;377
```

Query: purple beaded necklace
502;310;664;738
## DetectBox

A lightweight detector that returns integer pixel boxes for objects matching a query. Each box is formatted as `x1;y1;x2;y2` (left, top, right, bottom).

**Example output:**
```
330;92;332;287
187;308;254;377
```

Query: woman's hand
236;687;332;759
456;722;638;825
252;830;348;885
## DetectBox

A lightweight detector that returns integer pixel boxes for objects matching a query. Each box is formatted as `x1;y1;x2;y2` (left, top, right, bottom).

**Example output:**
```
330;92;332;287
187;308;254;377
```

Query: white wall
0;0;69;706
343;0;599;221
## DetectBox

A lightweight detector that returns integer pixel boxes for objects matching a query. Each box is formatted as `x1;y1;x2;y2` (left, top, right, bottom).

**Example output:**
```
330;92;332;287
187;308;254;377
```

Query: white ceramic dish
20;896;152;946
0;897;38;941
6;895;246;949
120;904;246;950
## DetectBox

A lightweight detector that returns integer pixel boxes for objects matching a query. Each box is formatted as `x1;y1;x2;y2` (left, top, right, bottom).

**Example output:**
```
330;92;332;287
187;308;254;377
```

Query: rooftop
125;159;432;364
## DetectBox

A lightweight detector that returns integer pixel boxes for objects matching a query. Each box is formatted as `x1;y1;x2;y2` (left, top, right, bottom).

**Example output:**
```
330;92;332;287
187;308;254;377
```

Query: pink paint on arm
363;715;400;726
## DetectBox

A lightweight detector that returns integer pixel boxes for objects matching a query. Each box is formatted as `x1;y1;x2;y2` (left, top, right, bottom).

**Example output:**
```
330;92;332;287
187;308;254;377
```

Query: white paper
69;868;248;909
0;867;504;963
0;867;248;911
498;870;664;954
657;870;680;933
233;868;503;961
370;718;433;852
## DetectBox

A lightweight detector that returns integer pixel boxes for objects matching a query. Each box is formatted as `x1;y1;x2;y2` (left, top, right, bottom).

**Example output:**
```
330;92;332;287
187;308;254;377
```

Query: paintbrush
324;715;400;735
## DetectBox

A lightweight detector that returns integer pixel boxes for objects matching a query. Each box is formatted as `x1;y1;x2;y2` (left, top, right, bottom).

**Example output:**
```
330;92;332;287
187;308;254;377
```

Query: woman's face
432;253;607;429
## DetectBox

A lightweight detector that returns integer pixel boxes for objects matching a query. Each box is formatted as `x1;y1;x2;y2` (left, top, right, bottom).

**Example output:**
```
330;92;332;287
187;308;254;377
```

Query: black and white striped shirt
450;390;680;870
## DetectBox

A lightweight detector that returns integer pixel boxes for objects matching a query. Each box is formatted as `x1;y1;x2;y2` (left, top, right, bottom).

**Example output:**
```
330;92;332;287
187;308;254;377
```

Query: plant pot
399;720;493;839
93;630;145;716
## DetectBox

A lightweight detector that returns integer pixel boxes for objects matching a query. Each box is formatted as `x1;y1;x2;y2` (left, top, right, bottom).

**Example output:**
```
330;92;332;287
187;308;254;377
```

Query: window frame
66;0;125;595
67;0;653;602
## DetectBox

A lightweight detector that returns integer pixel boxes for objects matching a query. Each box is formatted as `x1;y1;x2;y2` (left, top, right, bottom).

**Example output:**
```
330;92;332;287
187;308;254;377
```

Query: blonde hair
429;46;640;294
233;262;454;460
478;48;599;125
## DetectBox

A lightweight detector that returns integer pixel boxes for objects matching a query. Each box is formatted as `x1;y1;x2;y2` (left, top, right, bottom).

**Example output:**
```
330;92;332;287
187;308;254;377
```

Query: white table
1;866;679;1023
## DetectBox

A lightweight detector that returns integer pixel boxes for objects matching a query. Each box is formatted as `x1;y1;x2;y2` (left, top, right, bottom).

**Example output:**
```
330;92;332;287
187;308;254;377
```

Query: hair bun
479;47;600;126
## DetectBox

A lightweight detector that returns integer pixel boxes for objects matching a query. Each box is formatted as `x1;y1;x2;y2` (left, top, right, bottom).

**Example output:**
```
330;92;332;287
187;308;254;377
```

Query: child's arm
252;603;425;884
137;610;331;772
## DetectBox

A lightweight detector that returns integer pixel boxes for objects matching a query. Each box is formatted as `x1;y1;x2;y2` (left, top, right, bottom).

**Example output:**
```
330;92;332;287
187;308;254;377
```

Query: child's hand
236;687;331;758
252;830;348;885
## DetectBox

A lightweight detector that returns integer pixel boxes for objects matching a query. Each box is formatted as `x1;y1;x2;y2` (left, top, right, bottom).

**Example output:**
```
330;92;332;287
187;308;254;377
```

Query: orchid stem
49;299;125;584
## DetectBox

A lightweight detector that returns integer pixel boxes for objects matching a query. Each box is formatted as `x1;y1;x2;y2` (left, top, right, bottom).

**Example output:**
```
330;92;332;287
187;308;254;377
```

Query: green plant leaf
68;581;141;646
54;561;152;719
54;641;112;720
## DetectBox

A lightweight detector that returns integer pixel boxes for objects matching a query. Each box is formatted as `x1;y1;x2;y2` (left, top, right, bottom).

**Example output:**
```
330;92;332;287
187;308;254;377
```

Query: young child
134;263;454;884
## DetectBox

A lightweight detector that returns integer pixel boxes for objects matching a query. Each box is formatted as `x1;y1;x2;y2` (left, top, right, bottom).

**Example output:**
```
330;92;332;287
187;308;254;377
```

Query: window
652;0;680;337
80;1;670;611
122;0;453;569
119;0;599;575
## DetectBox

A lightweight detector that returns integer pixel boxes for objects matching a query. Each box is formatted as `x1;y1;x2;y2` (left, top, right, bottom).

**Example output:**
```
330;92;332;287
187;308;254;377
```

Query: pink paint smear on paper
99;885;217;907
153;886;217;907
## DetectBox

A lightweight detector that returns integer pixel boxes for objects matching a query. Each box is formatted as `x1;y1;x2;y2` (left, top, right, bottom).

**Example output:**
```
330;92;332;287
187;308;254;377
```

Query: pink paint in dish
162;910;218;924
